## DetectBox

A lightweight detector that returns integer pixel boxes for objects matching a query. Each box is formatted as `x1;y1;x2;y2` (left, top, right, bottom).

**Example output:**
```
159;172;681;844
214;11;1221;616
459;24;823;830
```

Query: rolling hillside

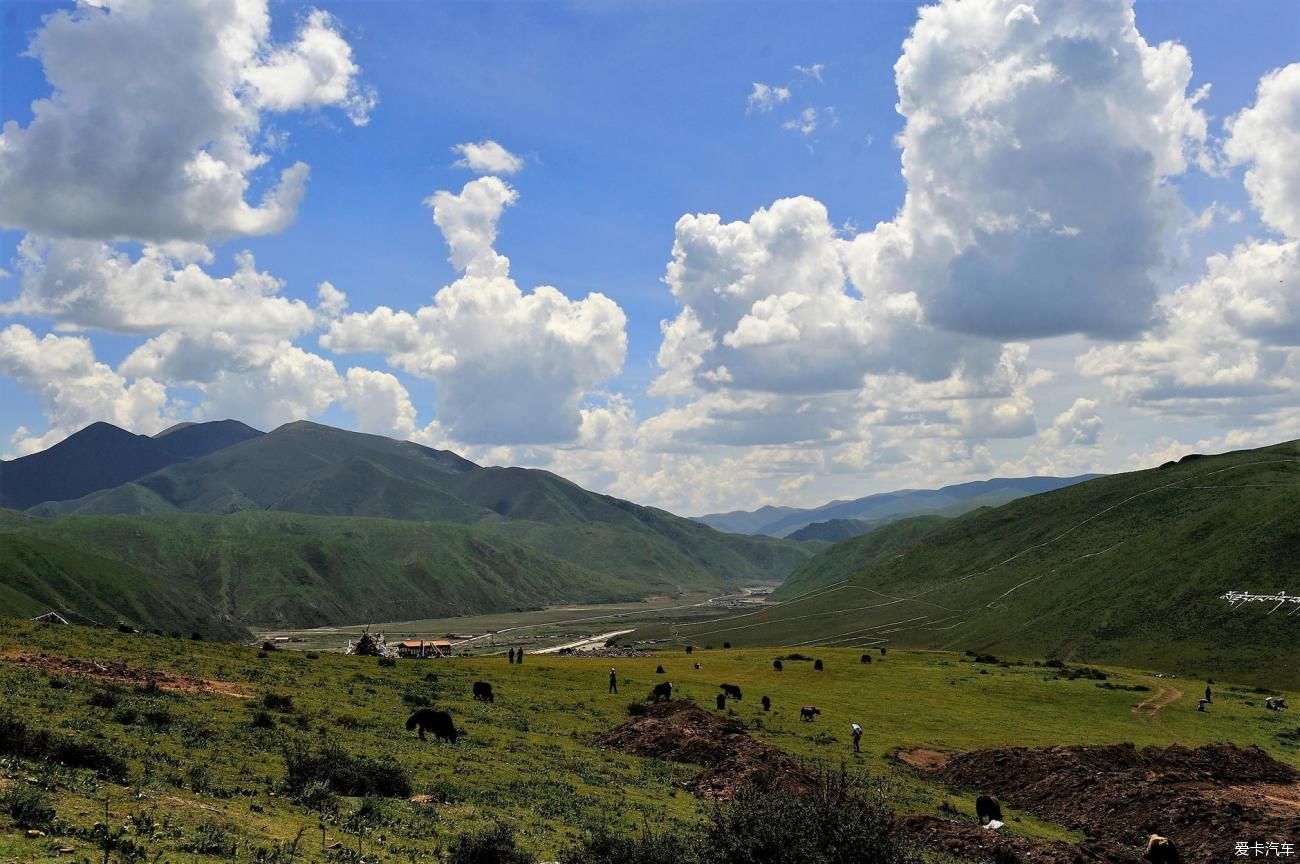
694;474;1100;538
2;421;814;633
666;440;1300;686
0;510;652;637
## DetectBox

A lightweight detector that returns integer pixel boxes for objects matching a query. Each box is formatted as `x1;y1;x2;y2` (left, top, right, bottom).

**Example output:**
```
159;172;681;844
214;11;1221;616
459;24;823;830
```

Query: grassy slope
36;423;815;604
665;441;1300;686
773;515;950;599
0;512;648;633
1;619;1296;862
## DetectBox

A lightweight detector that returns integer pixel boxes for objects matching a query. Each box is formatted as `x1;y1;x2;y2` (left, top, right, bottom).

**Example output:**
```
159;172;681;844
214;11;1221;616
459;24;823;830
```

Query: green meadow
2;618;1297;862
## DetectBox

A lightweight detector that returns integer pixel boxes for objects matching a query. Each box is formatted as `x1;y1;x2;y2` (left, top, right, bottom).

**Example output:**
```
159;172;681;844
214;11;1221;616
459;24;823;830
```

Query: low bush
448;823;534;864
282;742;411;799
0;714;127;781
1;784;55;829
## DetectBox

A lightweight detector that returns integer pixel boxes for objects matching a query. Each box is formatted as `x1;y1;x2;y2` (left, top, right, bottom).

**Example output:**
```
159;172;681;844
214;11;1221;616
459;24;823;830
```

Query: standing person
1205;684;1212;703
508;648;515;664
609;668;618;694
851;722;863;753
516;647;523;665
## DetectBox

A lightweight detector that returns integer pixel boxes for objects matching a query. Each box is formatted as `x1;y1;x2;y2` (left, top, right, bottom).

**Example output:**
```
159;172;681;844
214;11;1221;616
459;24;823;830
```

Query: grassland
2;617;1297;862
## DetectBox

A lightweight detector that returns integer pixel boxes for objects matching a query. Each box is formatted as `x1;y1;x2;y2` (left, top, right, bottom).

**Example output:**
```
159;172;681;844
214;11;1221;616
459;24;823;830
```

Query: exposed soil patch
897;814;1137;863
1130;678;1184;724
0;651;252;698
915;742;1300;863
593;699;813;800
896;747;951;772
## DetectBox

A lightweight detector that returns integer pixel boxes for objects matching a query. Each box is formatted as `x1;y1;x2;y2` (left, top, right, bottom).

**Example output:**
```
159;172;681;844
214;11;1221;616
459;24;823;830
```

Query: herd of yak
400;647;1185;864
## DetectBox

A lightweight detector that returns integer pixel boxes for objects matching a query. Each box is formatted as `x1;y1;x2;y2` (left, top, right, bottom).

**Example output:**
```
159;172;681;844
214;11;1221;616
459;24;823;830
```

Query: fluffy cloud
342;367;419;440
1078;63;1300;425
1044;398;1103;447
324;178;627;445
0;0;373;243
1223;64;1300;238
452;140;524;175
746;82;791;113
844;0;1208;341
0;325;169;454
3;237;316;338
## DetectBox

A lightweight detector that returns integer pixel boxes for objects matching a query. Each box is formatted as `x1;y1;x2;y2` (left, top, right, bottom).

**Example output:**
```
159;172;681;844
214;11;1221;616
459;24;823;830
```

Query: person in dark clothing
516;648;523;665
851;722;862;753
1205;685;1212;703
609;668;618;694
508;648;515;664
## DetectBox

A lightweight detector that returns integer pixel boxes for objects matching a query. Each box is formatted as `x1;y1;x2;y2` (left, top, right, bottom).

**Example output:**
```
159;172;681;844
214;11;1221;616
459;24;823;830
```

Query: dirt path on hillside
0;651;252;698
1131;677;1184;723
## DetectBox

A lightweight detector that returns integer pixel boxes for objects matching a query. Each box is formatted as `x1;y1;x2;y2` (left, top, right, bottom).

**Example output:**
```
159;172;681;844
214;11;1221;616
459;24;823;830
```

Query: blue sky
0;0;1297;515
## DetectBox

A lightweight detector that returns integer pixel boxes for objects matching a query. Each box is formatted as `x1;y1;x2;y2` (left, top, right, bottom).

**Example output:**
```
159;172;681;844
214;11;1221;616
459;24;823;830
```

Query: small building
395;639;454;658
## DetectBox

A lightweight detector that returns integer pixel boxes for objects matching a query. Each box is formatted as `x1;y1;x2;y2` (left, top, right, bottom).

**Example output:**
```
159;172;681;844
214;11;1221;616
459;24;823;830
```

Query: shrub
296;779;339;816
88;689;120;709
697;768;918;864
779;653;812;662
117;623;136;634
448;823;533;864
402;691;432;708
377;656;396;668
262;692;294;712
627;702;648;717
2;784;55;829
190;822;236;856
261;641;278;652
1044;658;1066;669
561;825;697;864
306;652;320;660
113;708;138;726
251;710;276;730
0;714;127;781
972;654;1000;665
142;708;173;729
282;742;411;799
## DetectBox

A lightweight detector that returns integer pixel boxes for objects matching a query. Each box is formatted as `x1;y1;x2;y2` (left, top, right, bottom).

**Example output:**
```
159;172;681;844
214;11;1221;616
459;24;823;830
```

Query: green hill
4;422;813;634
0;510;654;636
785;517;884;543
665;440;1300;687
774;515;949;598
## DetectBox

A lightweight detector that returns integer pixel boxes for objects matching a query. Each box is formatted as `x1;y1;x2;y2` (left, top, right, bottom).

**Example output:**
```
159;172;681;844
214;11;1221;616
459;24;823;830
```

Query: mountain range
0;420;813;636
693;474;1101;538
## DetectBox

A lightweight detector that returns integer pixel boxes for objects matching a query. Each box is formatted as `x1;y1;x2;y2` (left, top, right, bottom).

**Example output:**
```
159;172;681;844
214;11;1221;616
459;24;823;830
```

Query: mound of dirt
593;699;813;799
897;814;1138;864
0;651;251;698
913;742;1300;862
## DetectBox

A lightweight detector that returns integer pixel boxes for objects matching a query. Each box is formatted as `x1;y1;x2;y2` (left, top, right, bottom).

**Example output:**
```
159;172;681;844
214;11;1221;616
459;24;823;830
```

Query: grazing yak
814;659;824;671
773;659;783;672
799;706;821;722
761;695;771;712
975;794;1002;826
860;654;872;664
406;709;459;743
720;683;742;701
472;681;495;703
656;665;665;674
650;681;673;703
716;693;727;710
1144;834;1181;864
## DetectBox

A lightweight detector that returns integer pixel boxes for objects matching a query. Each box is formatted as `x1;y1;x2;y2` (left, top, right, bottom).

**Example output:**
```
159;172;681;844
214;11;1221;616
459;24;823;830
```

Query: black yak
773;659;783;672
814;659;824;671
656;665;665;674
406;709;459;743
686;645;693;655
720;683;742;701
650;681;673;703
975;794;1002;825
799;706;821;721
472;681;494;703
761;695;771;712
860;654;872;664
1144;835;1181;864
716;693;727;710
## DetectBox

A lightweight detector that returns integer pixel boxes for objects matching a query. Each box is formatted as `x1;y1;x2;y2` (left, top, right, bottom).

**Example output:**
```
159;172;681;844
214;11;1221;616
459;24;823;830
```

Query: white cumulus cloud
452;140;525;175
